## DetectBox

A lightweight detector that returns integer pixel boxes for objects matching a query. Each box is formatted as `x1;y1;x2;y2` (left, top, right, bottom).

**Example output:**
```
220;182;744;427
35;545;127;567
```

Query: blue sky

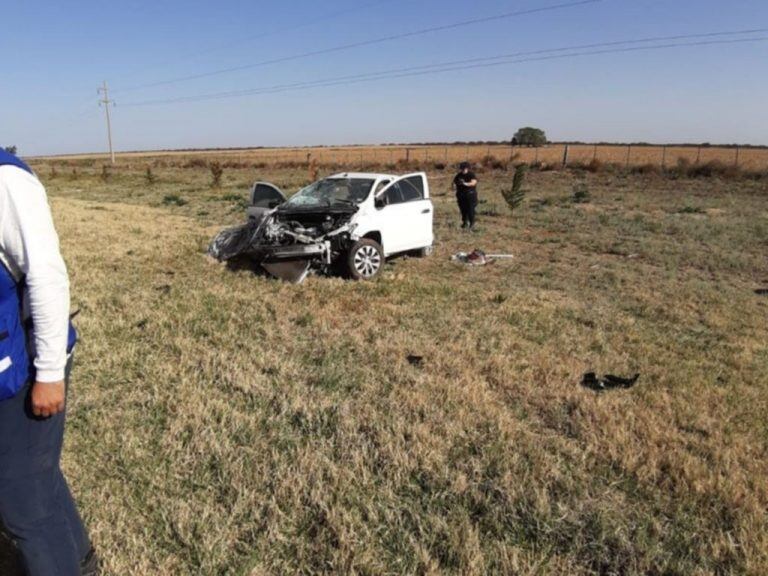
2;0;767;156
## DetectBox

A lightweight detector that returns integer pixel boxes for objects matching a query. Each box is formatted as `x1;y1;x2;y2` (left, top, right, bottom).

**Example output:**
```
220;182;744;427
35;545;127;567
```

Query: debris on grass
406;354;424;367
451;249;514;266
581;372;640;391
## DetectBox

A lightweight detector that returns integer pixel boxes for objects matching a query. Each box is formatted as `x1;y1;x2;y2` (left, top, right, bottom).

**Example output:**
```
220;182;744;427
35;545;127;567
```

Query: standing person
0;149;98;576
453;161;479;230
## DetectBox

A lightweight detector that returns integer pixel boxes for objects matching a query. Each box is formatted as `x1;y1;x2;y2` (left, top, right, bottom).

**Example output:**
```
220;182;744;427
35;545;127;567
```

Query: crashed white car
208;172;434;282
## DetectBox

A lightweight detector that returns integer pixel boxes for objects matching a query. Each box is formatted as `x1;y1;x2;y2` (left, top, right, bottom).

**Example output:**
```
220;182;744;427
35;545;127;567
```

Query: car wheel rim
354;245;381;277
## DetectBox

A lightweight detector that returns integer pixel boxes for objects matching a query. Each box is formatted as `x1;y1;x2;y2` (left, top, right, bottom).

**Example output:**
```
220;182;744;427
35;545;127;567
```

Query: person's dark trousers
0;356;91;576
457;191;478;228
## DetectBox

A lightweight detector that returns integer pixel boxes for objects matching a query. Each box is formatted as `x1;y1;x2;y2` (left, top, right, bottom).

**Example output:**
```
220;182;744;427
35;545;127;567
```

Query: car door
372;173;433;254
247;181;286;221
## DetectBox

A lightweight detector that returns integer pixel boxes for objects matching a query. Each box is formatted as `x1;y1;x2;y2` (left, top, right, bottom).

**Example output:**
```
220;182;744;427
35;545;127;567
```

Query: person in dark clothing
453;162;478;230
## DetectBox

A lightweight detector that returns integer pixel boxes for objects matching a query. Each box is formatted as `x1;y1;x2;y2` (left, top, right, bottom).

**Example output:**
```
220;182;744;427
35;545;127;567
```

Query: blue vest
0;150;77;400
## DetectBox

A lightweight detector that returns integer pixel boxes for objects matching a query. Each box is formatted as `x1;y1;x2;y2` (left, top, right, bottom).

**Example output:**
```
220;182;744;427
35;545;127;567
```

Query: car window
251;183;285;208
373;179;390;195
400;176;424;202
380;183;404;206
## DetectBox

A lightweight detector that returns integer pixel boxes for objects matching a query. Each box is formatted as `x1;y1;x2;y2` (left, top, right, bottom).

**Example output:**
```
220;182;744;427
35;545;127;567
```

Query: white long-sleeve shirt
0;165;70;383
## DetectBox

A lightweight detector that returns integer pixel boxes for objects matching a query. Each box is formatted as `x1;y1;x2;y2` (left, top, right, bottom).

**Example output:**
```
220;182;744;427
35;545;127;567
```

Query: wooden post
534;147;539;164
625;145;631;168
734;146;740;167
464;145;469;161
562;144;569;168
405;148;410;162
695;146;701;165
661;145;667;169
592;144;598;161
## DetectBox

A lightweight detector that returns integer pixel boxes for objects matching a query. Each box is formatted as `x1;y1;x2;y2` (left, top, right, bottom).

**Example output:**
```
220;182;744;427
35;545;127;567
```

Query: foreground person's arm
0;166;70;417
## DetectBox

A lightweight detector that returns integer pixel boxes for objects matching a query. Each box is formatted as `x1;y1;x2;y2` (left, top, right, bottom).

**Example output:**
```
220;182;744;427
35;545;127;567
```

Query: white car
208;172;434;282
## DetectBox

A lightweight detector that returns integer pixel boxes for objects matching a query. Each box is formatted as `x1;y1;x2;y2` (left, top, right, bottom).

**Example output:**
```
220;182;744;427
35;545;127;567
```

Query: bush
501;164;527;212
210;162;224;188
631;163;662;176
481;155;507;171
145;167;157;185
572;183;591;203
100;165;111;182
162;194;188;206
183;158;208;169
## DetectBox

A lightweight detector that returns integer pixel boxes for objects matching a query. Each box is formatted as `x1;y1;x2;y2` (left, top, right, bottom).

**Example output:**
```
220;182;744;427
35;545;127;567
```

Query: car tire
416;245;433;258
346;239;384;280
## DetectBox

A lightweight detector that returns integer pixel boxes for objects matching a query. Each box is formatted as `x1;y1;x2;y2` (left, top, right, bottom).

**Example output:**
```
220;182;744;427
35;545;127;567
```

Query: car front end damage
208;204;360;283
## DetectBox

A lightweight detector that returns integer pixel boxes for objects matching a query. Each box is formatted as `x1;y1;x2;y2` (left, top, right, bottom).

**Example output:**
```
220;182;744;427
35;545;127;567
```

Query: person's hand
31;381;66;418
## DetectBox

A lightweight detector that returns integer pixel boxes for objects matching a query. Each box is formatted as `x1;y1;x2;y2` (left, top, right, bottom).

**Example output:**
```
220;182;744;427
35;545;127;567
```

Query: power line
131;0;398;78
115;0;601;92
121;30;768;107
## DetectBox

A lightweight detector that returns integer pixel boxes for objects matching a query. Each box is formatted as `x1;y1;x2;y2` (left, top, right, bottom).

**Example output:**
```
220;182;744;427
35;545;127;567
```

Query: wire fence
147;144;768;171
46;144;768;172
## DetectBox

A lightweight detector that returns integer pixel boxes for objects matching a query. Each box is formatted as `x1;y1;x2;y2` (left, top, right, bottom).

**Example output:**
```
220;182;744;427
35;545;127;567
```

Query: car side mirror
375;197;386;209
268;200;281;208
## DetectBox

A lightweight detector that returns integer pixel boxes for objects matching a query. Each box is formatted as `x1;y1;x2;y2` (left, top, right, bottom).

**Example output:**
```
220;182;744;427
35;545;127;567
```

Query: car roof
327;172;398;180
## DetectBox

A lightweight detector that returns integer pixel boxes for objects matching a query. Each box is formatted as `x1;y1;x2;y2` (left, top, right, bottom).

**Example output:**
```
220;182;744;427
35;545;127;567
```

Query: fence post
695;146;701;165
405;148;410;163
734;146;740;167
661;145;667;170
625;145;631;168
562;144;569;168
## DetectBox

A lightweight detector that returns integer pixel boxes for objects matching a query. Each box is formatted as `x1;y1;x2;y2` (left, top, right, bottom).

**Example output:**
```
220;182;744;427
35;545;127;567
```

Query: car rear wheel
347;239;384;280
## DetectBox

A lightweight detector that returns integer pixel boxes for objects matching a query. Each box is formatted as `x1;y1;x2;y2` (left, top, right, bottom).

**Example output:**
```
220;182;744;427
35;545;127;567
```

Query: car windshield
284;177;375;207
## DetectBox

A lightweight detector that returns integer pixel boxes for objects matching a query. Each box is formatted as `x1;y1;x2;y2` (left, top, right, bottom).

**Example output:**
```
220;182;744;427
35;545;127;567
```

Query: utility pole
98;81;115;165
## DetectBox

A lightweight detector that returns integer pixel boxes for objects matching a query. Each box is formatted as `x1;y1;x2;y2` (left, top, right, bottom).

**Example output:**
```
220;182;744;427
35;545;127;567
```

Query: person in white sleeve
0;149;98;576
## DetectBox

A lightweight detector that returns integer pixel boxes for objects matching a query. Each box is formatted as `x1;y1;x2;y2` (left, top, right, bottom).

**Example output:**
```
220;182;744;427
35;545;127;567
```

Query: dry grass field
37;142;768;172
3;158;768;575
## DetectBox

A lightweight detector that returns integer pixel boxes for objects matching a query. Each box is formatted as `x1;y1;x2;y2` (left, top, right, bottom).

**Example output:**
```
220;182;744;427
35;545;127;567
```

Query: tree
4;145;17;155
513;127;547;147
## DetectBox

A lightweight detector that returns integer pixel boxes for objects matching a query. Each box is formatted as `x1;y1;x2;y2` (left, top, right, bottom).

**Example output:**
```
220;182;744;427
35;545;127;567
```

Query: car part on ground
581;372;640;392
451;249;514;266
208;172;434;283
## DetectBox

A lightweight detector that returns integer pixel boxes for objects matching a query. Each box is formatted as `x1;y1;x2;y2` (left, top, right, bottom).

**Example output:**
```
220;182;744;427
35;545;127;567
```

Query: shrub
501;164;527;212
572;182;591;203
162;194;188;206
481;155;507;171
432;162;446;171
100;165;111;182
631;163;662;176
183;158;208;169
145;167;157;185
210;162;224;188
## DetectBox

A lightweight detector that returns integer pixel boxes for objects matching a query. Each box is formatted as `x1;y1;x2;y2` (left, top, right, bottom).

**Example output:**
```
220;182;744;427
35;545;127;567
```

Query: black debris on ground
581;372;640;392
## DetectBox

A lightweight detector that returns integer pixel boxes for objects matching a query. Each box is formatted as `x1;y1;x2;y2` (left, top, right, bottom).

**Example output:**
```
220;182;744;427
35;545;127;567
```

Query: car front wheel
347;239;384;280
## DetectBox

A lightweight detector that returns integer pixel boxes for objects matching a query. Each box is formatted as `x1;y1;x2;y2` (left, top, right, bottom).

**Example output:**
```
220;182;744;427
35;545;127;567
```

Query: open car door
247;181;286;221
372;172;433;255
